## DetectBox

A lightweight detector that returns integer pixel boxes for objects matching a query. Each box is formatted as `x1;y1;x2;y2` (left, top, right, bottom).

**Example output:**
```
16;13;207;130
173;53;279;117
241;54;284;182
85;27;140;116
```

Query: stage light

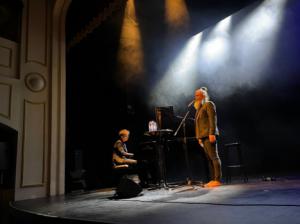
198;16;231;75
214;16;232;35
149;0;288;107
173;33;202;78
235;0;287;43
227;0;288;87
165;0;189;31
117;0;144;86
196;0;287;97
150;33;202;107
202;37;228;60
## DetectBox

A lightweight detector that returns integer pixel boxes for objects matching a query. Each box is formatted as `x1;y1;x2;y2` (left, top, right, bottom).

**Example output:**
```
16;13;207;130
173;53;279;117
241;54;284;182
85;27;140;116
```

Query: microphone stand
174;109;194;186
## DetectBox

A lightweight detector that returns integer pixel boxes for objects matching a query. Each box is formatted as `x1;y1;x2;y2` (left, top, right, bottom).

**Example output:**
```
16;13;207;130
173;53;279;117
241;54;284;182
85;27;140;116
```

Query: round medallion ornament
25;73;46;92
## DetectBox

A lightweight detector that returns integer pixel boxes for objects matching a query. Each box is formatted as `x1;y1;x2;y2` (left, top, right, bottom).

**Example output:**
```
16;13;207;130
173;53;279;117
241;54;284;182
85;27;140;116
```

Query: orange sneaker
203;180;214;188
204;180;221;188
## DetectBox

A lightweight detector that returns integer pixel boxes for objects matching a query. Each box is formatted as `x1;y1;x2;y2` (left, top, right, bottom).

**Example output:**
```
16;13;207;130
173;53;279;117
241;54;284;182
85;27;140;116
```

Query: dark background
65;0;300;191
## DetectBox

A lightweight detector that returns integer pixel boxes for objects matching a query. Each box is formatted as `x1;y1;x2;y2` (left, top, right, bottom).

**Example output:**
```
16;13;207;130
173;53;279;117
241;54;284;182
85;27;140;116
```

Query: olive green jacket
195;101;219;139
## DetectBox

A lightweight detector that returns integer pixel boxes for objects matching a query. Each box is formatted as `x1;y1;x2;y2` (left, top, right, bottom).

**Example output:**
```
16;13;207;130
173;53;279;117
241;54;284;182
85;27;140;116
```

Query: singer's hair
199;86;210;103
119;129;130;137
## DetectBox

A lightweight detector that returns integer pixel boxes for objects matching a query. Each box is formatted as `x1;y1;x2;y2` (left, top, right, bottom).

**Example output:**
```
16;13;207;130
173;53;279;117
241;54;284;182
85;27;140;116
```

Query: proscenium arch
49;0;71;196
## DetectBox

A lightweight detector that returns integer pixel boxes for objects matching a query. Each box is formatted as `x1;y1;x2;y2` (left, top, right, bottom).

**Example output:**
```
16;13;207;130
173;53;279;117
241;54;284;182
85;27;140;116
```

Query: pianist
112;129;137;166
112;129;150;187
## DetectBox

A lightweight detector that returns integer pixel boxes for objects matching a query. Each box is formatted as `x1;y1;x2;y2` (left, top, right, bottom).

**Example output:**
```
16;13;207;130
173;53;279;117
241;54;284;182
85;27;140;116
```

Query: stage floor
10;174;300;224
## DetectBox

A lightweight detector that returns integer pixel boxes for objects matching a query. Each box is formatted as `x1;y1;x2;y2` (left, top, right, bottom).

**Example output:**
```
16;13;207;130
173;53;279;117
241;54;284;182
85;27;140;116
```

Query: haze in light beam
117;0;144;87
150;33;202;108
165;0;189;31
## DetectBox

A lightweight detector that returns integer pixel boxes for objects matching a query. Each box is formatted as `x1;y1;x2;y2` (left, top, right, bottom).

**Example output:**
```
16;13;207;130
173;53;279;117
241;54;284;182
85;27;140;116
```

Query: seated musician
112;129;137;167
112;129;150;187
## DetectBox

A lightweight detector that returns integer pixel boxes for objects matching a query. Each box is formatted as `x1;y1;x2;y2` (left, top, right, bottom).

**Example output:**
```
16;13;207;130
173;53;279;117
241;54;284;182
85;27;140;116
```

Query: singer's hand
198;139;204;148
209;135;216;143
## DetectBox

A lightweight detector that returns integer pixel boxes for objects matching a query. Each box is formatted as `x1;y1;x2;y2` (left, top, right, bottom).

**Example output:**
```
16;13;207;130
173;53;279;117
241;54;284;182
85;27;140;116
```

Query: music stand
174;110;202;187
145;129;173;189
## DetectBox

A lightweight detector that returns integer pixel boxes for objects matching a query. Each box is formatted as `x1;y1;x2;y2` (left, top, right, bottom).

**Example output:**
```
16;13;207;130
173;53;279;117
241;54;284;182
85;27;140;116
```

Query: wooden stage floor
10;174;300;224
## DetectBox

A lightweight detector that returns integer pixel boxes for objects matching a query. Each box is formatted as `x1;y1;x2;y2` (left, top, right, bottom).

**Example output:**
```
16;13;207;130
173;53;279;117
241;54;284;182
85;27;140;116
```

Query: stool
224;142;248;183
112;164;141;184
112;164;130;185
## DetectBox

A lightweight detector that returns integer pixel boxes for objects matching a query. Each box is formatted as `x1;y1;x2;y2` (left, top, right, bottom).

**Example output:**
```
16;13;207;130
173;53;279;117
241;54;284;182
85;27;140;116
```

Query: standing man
194;87;222;187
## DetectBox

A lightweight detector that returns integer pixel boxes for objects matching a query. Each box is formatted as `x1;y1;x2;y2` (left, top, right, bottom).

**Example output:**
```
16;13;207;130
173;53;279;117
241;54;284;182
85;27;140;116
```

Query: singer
194;87;222;188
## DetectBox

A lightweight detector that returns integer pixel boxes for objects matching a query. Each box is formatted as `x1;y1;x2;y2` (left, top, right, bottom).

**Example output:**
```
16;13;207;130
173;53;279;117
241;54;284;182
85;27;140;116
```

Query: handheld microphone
187;100;194;107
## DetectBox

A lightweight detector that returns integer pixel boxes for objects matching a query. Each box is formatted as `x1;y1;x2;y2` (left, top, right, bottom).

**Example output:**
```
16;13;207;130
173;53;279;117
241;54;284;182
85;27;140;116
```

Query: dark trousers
202;138;222;181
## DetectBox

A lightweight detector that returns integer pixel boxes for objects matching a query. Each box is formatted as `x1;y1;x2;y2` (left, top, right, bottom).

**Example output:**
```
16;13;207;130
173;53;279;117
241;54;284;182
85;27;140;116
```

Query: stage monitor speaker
116;177;142;198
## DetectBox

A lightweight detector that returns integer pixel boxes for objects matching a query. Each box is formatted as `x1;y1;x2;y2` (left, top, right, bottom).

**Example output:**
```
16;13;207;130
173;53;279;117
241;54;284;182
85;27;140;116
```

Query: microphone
187;100;194;107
